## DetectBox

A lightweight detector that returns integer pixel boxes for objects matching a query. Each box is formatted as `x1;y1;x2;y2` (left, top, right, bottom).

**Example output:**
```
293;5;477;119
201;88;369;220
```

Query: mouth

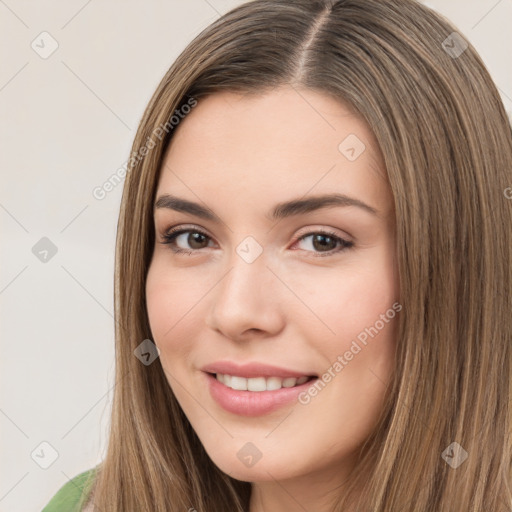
204;371;319;416
207;372;317;392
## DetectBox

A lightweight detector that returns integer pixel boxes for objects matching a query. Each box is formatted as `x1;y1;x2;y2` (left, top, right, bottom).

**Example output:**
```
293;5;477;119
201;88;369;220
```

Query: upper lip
201;361;317;379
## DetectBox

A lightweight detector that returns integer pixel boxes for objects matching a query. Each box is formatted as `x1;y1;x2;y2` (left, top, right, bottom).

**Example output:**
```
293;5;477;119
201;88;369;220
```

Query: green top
42;468;97;512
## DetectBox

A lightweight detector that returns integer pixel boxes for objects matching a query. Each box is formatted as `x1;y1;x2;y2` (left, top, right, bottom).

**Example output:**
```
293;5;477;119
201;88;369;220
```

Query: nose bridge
218;240;271;307
206;238;284;337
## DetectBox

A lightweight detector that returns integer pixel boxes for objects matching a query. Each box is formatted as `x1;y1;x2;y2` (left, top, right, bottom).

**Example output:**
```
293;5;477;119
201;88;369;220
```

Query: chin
205;446;301;483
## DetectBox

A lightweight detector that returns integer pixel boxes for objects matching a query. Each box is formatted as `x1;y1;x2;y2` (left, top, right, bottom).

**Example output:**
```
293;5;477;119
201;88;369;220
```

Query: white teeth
215;373;312;391
230;375;247;391
282;377;297;387
247;377;266;391
266;376;282;391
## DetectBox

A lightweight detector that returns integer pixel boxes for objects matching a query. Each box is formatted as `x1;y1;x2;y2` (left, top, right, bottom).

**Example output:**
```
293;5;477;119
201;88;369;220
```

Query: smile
215;373;313;391
204;372;319;416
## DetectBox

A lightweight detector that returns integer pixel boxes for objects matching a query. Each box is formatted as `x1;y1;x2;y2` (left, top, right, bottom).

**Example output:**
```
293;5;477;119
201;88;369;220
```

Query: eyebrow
154;193;378;222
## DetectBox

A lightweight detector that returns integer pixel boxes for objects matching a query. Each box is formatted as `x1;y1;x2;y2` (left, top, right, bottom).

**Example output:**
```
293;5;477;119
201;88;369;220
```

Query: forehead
156;86;392;219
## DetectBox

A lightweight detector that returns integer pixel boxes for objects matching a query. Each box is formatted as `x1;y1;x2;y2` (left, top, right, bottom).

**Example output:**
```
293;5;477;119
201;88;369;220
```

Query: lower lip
204;372;317;417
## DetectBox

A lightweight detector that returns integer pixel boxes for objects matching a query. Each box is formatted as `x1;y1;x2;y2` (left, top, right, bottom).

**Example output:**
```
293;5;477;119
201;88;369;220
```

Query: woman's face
146;85;399;486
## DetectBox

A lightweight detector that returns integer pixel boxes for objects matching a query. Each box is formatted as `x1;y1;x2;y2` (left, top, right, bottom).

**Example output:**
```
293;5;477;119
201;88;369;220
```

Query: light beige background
0;1;510;510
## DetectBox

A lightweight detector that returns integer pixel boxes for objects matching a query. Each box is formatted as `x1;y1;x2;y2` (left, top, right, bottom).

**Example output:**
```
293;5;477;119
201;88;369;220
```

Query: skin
145;85;400;512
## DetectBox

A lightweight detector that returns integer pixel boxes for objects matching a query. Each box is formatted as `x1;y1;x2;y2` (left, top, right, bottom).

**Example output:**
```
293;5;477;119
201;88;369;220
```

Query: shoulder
42;467;98;512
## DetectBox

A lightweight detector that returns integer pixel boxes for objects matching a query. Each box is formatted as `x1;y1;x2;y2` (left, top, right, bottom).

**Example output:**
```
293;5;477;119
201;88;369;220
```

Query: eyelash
159;226;354;258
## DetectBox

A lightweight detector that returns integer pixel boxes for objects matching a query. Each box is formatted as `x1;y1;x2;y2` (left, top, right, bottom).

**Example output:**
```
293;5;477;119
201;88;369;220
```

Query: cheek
145;262;204;360
293;246;398;404
290;246;398;345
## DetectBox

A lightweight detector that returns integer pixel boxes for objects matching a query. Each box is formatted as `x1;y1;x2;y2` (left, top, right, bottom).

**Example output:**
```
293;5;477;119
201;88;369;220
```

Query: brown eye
183;232;209;250
294;230;354;257
160;228;213;255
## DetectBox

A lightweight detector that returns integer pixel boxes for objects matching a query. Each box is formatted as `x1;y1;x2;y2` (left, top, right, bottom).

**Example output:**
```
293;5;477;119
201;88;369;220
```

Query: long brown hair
82;0;512;509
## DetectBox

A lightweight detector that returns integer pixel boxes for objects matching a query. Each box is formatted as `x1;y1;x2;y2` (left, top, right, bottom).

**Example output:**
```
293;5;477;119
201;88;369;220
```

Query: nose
204;249;285;342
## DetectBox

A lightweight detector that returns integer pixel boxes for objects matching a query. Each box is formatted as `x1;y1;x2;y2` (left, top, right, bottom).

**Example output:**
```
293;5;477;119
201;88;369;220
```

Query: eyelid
161;223;212;239
159;223;352;242
294;225;353;243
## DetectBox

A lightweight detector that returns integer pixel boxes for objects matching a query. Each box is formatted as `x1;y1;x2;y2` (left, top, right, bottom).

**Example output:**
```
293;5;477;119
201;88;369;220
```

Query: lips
200;361;319;416
204;372;318;416
200;360;317;379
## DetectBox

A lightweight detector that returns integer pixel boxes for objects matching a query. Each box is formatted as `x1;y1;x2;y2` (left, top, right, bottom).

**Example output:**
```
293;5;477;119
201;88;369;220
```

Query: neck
248;457;362;512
